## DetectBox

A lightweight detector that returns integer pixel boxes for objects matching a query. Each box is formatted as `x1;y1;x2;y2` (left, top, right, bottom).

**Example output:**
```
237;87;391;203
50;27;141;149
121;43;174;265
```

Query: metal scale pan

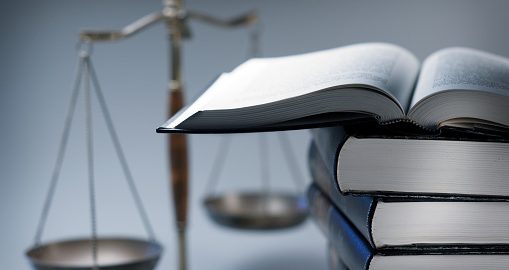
26;238;162;270
204;191;308;230
202;134;309;231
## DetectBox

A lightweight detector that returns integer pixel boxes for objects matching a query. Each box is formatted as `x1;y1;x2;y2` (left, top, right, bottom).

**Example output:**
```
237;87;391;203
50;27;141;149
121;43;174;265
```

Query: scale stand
79;1;257;270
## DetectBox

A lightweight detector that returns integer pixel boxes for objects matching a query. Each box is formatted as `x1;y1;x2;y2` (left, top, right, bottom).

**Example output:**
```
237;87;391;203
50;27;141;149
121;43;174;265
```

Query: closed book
308;184;509;270
311;125;509;198
309;142;509;248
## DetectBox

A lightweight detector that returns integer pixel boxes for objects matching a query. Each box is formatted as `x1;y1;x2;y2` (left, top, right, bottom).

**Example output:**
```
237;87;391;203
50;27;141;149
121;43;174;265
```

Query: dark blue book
308;184;509;270
309;141;509;248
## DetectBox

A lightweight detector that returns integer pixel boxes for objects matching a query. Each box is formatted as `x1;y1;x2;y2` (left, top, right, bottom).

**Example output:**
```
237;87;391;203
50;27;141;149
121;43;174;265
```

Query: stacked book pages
158;42;509;269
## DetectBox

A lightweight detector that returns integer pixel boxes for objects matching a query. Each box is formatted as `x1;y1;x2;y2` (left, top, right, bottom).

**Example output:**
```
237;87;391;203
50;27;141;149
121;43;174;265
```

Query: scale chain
259;134;270;196
83;54;99;270
250;20;272;197
86;57;156;241
204;136;232;196
33;56;84;246
278;133;306;192
248;19;261;58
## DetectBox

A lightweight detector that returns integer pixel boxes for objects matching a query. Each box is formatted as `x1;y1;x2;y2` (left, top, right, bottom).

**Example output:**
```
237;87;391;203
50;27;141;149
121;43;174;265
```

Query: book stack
308;126;509;270
158;42;509;269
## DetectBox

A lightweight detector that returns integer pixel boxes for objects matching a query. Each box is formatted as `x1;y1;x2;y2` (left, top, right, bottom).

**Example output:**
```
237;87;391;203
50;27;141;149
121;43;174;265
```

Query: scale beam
188;10;257;28
79;10;257;42
80;11;165;42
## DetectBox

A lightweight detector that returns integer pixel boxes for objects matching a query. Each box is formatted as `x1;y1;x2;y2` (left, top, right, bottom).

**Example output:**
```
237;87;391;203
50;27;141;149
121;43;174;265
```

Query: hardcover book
311;126;509;197
158;43;509;134
309;142;509;248
308;184;509;270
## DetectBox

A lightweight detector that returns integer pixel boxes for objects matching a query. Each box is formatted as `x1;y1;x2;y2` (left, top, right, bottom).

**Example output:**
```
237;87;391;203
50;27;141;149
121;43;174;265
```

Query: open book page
200;43;420;111
411;48;509;108
165;73;234;128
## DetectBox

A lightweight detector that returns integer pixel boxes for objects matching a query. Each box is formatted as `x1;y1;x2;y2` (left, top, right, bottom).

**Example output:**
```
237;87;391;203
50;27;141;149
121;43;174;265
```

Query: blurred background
2;0;509;269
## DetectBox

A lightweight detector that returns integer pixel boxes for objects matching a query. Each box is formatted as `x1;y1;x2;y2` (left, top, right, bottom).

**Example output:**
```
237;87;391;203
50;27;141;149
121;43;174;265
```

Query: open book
158;43;509;133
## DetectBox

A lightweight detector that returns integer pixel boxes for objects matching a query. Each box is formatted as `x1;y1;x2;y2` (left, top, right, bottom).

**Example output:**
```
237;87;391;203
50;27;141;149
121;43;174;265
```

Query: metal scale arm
79;7;257;41
79;1;257;269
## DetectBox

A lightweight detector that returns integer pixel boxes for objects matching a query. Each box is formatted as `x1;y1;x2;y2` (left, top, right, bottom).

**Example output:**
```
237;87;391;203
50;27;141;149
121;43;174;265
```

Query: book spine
309;142;377;246
308;185;373;270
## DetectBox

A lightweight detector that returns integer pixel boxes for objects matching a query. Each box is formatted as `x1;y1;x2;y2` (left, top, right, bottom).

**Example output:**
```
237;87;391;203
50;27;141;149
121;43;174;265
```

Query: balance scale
26;1;308;269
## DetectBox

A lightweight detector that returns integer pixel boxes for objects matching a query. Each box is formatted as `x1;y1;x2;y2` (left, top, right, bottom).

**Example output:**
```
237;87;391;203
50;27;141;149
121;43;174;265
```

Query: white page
164;73;233;128
411;47;509;107
200;43;419;111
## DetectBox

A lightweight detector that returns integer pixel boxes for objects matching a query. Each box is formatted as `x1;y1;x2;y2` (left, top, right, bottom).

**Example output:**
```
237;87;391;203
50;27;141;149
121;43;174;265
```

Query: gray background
2;0;509;269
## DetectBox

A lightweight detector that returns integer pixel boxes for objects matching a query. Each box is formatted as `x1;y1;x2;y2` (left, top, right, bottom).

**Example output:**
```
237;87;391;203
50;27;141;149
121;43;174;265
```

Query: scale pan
204;192;308;230
26;237;162;270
